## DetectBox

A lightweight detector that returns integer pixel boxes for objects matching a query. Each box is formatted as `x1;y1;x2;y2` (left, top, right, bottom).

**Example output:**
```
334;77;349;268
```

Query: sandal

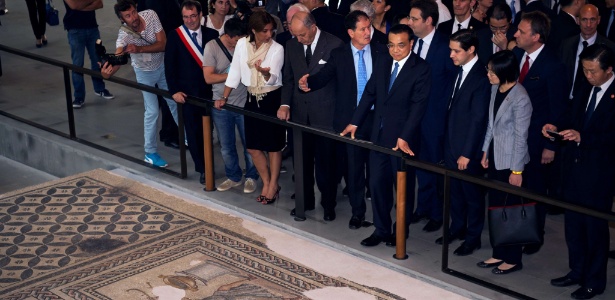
262;186;281;205
256;195;266;202
42;36;48;45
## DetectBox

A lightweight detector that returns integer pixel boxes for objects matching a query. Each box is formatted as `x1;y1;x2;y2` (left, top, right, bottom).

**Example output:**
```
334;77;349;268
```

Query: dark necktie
457;23;462;33
305;44;312;66
572;41;589;95
389;62;399;92
519;55;530;83
452;66;463;98
510;0;516;23
192;32;199;47
584;86;601;128
417;38;424;59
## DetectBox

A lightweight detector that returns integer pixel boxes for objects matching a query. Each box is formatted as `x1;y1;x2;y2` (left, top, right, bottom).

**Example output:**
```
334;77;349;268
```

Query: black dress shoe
342;186;349;197
423;219;443;232
435;230;466;245
164;141;180;149
366;190;371;201
199;173;205;184
361;234;387;247
349;216;365;229
409;212;429;224
476;260;503;268
324;210;336;221
290;207;314;216
550;275;580;287
492;263;523;275
571;287;602;299
453;242;481;256
522;243;542;255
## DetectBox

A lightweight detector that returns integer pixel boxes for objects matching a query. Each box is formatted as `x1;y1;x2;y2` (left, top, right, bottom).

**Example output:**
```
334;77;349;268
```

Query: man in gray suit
277;11;344;221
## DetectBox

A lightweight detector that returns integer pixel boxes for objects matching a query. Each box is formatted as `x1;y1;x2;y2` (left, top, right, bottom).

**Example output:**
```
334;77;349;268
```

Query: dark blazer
371;28;388;45
513;46;568;155
514;0;555;26
558;34;615;97
165;25;219;98
282;30;344;131
307;41;388;134
275;31;293;50
437;17;487;36
547;11;580;51
476;26;517;69
445;60;491;161
311;6;349;43
597;7;615;41
350;53;431;149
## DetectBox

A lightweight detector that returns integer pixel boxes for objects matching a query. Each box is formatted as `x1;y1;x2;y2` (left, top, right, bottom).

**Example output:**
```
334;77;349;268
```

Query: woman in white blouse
219;11;285;205
203;0;233;36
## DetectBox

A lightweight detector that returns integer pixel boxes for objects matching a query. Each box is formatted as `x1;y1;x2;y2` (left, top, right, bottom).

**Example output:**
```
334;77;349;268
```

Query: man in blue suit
341;24;431;247
298;10;388;229
407;0;457;233
512;11;568;255
439;29;491;256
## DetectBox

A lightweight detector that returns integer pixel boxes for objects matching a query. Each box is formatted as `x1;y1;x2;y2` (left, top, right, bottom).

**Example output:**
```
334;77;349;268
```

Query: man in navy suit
544;43;615;300
407;0;457;233
512;11;568;254
164;0;219;183
298;10;387;229
437;0;487;36
546;0;583;51
476;2;517;66
341;24;431;247
438;29;491;256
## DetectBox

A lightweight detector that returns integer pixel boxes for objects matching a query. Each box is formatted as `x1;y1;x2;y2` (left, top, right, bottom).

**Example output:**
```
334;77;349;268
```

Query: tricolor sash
176;25;204;67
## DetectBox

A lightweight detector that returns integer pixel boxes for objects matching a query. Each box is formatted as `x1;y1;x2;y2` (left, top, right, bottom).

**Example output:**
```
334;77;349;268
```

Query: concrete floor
1;1;615;299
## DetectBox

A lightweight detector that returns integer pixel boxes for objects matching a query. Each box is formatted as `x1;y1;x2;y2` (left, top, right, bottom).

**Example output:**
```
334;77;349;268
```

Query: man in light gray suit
277;11;344;221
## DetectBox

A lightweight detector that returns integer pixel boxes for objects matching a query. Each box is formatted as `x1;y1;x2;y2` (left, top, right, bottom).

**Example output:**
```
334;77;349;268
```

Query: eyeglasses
489;24;509;32
386;43;407;49
182;14;200;20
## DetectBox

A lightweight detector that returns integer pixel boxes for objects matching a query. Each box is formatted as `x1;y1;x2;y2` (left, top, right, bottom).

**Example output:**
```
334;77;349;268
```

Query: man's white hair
350;0;376;20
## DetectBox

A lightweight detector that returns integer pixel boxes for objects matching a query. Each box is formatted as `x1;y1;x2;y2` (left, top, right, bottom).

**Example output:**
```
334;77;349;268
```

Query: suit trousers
524;140;549;243
345;111;374;218
416;133;445;221
183;103;207;174
369;150;415;238
300;132;337;211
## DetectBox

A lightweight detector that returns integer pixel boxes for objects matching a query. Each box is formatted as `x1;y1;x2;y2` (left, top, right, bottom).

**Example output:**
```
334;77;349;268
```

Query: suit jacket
350;53;431;149
275;31;293;50
311;6;349;43
597;7;615;41
547;11;580;51
281;30;344;131
416;30;458;138
513;46;568;155
371;28;388;45
558;34;615;98
476;26;517;70
514;0;555;26
437;17;487;36
306;41;388;134
559;81;615;208
482;84;532;171
165;25;219;98
446;60;491;161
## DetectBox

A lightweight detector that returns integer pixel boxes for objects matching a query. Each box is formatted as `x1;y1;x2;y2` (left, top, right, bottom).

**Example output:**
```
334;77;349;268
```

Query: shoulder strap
215;37;233;62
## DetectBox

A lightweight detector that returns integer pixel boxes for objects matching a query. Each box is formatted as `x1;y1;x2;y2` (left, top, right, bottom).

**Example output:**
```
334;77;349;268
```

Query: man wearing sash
102;0;178;168
164;0;219;184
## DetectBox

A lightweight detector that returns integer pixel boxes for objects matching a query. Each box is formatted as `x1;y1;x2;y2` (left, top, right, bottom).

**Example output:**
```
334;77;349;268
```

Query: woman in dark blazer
479;50;532;275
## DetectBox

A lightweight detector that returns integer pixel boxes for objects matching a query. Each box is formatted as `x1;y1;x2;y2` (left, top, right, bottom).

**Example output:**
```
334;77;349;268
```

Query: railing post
394;157;409;259
63;67;76;139
177;103;187;179
202;115;215;191
292;127;306;221
441;171;451;271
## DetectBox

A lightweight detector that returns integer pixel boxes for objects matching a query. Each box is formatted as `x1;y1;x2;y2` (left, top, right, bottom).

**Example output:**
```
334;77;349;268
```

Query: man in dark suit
298;11;387;229
437;0;487;36
437;29;490;256
597;0;615;42
548;0;583;51
544;43;615;300
512;11;568;254
349;0;389;45
277;11;344;221
406;0;457;233
164;0;219;183
341;24;431;247
476;3;517;93
514;0;555;26
301;0;348;42
560;4;615;101
276;2;309;48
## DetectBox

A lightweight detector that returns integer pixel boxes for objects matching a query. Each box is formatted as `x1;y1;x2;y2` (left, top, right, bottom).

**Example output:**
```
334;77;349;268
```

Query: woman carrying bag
479;50;533;275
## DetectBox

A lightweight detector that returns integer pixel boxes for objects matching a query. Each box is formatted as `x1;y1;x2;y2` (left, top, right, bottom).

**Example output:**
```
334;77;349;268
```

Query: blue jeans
133;64;178;154
211;108;257;182
67;28;106;100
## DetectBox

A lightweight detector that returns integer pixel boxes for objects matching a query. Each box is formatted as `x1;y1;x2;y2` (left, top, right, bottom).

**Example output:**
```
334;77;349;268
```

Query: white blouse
225;37;284;89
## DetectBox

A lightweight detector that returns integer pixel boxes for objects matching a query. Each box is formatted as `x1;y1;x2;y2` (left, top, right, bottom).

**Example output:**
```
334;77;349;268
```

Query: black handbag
488;196;541;247
46;0;60;26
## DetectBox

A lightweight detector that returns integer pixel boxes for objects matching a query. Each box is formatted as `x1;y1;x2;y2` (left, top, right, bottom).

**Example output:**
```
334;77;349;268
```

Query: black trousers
300;132;337;211
183;103;207;173
25;0;46;39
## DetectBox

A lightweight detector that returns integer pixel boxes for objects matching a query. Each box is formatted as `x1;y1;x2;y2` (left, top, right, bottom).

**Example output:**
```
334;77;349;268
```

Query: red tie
519;55;530;83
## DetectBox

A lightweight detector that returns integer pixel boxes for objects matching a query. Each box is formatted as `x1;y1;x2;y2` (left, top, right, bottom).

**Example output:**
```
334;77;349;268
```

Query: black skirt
244;88;286;152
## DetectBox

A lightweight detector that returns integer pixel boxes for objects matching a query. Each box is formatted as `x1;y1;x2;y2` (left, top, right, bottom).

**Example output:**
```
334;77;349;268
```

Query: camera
256;0;265;7
96;39;128;66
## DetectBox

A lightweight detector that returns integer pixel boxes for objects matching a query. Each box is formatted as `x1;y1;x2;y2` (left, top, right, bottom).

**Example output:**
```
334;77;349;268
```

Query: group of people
56;0;615;299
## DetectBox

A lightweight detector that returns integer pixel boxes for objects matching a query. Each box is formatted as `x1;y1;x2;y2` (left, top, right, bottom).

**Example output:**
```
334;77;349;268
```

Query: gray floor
1;2;615;299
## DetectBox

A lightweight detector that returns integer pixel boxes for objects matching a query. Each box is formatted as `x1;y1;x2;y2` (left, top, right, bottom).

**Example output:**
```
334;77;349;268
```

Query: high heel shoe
36;39;42;48
256;195;266;203
262;186;281;205
42;36;48;45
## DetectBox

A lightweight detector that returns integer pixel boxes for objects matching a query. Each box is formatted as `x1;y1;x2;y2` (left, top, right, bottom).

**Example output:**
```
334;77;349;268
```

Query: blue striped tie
389;62;399;92
357;50;367;106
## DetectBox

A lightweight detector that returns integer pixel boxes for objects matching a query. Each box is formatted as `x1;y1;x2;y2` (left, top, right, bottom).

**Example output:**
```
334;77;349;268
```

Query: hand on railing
172;92;187;104
277;106;290;121
340;124;357;139
392;138;414;156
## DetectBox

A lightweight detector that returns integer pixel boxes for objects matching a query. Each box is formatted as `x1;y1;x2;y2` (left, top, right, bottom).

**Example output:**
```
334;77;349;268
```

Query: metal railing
2;43;614;300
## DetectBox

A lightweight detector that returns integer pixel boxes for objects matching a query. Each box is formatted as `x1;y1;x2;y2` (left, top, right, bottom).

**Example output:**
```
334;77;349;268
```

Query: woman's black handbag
46;0;60;26
488;196;541;247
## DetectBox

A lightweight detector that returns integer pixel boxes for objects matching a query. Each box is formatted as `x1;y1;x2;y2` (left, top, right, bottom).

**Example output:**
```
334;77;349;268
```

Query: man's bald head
290;11;318;45
579;4;600;40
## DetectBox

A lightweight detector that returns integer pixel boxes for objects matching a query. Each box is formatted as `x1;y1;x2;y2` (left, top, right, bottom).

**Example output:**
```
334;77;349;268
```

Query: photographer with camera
101;0;178;169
